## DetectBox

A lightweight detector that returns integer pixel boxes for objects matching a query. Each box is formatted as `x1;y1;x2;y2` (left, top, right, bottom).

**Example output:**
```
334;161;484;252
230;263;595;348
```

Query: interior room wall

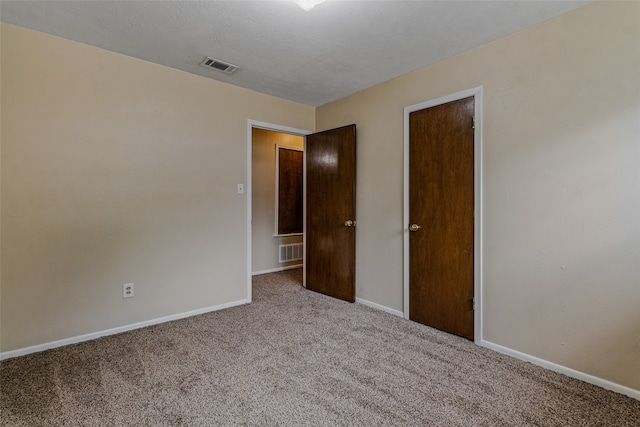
316;1;640;391
0;23;314;353
251;128;304;274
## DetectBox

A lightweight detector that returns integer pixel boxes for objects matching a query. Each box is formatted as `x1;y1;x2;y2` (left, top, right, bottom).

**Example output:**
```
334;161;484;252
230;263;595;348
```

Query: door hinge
472;116;476;129
472;297;476;310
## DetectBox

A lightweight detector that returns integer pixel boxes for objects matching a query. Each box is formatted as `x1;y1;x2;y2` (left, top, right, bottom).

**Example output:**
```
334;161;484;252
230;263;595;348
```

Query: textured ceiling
1;0;591;107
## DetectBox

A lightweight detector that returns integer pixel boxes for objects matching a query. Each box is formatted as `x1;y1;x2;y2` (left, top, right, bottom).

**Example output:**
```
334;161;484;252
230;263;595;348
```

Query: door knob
409;223;421;232
344;220;356;227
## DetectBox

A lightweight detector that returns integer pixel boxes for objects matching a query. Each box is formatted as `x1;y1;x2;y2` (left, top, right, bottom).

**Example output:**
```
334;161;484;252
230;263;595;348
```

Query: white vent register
279;243;303;263
199;56;239;74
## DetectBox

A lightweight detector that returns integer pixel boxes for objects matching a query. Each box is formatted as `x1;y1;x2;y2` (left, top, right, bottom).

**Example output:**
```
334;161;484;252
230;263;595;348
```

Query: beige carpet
1;268;638;426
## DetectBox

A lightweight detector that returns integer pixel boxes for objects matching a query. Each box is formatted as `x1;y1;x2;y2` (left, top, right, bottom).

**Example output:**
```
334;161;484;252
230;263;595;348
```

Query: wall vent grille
199;57;239;74
279;243;303;263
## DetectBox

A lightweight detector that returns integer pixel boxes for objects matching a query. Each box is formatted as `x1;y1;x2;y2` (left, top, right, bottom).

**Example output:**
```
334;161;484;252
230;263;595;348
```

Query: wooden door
306;124;356;302
409;97;474;340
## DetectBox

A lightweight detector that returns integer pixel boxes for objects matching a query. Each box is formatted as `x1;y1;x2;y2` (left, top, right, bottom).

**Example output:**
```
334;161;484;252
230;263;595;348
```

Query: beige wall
317;1;640;390
0;23;314;352
252;128;304;273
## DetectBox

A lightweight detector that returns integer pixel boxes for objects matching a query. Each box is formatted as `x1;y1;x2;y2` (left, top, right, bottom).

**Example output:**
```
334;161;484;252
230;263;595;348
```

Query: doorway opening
246;120;312;301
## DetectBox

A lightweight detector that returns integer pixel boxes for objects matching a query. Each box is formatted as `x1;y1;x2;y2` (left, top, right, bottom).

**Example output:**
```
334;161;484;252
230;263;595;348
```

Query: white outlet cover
123;283;134;299
237;184;244;194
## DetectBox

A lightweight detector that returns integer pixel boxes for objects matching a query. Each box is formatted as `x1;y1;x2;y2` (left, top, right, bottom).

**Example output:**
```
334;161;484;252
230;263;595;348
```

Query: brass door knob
409;223;421;232
344;220;356;227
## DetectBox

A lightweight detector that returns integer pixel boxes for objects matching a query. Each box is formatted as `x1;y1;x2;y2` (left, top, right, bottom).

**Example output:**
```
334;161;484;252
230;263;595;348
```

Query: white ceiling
1;0;591;107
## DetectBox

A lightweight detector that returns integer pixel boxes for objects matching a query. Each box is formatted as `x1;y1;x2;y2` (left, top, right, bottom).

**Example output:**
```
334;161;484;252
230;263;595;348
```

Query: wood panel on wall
277;147;303;235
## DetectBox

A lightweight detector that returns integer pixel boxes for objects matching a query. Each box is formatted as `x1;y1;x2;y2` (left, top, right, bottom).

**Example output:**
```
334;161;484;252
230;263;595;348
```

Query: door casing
403;87;483;344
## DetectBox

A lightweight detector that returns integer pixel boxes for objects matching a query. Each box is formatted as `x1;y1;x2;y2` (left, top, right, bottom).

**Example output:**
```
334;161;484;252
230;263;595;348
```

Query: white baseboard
480;340;640;401
0;298;250;361
252;264;303;276
356;297;404;318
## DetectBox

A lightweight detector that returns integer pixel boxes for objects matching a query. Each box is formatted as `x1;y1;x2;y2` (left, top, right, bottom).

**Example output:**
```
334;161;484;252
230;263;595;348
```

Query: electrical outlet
237;183;244;194
123;283;134;299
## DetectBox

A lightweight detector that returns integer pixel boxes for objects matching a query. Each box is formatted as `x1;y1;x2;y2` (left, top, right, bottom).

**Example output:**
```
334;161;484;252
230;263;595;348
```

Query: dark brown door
306;124;356;302
409;97;474;340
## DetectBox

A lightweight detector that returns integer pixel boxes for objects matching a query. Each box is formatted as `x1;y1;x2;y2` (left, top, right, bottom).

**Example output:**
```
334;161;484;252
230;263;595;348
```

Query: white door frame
246;120;312;302
403;86;484;344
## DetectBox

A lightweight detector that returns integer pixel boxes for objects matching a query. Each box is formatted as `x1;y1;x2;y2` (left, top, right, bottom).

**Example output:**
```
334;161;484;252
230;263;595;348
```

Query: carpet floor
1;268;638;426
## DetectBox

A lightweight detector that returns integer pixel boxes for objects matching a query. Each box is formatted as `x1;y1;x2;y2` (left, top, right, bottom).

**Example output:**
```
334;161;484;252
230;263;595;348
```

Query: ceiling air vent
199;57;239;74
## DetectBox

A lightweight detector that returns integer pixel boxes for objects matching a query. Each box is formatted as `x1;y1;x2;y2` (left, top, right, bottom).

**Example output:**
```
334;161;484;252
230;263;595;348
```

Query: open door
305;124;356;302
